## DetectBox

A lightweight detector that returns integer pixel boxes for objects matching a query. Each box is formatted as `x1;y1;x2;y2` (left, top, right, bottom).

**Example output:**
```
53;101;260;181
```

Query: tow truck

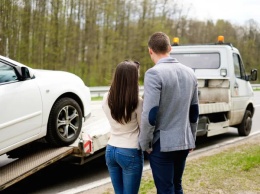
0;104;110;191
171;36;258;137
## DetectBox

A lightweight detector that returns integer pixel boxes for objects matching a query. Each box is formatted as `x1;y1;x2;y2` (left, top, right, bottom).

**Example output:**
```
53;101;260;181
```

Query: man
139;32;199;194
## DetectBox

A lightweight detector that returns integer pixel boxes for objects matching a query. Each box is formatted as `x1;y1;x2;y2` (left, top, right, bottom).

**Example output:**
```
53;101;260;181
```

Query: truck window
233;54;246;80
170;53;220;69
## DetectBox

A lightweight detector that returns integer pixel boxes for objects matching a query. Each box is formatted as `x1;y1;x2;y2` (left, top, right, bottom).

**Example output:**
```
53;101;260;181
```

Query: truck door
230;53;253;124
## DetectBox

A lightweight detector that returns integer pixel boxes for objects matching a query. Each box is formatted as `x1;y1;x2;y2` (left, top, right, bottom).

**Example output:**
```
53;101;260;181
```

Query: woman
102;60;143;194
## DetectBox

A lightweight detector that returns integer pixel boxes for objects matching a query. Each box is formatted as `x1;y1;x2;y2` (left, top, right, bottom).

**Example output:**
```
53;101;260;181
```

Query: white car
0;55;91;156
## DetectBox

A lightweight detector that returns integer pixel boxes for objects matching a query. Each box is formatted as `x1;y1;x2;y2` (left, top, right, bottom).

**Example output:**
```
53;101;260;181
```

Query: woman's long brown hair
108;61;139;124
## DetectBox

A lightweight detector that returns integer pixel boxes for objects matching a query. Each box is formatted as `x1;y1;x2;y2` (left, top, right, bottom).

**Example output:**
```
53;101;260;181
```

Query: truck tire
237;110;252;136
46;97;83;147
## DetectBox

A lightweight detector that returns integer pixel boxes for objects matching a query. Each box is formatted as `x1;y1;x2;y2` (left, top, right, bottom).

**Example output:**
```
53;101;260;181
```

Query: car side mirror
249;69;257;81
14;66;33;81
21;67;31;79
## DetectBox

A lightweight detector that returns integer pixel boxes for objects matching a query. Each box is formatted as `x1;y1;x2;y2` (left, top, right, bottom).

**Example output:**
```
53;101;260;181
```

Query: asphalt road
1;92;260;194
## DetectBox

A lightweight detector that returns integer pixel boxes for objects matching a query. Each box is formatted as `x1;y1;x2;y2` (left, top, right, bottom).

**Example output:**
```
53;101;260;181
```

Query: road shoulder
80;133;260;194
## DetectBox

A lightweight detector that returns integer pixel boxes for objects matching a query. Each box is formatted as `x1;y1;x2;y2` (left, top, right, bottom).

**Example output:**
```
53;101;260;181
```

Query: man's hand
146;148;152;154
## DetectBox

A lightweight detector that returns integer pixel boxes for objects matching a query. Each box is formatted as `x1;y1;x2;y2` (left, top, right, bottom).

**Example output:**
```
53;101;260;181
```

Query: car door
0;61;42;154
230;53;253;124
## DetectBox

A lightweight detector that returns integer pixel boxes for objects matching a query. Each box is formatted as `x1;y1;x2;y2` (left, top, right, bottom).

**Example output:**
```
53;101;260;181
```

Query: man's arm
189;82;199;140
139;69;161;151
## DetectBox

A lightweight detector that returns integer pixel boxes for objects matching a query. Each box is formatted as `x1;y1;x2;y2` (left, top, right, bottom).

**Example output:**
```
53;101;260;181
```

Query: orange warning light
173;37;179;45
218;36;224;44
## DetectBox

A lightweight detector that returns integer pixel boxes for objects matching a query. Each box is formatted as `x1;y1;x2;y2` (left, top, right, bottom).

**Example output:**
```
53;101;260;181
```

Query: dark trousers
148;139;189;194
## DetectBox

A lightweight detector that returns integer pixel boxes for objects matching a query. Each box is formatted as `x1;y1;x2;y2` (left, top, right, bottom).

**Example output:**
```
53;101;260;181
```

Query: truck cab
170;36;257;137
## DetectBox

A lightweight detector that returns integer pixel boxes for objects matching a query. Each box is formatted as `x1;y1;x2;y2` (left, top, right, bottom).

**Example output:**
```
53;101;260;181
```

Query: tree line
0;0;259;86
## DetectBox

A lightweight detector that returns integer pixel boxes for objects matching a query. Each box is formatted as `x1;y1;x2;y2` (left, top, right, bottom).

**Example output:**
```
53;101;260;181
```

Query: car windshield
170;53;220;69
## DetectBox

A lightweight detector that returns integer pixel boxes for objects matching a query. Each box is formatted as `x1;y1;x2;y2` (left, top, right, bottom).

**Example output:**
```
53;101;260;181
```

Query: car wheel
46;97;83;146
237;110;252;136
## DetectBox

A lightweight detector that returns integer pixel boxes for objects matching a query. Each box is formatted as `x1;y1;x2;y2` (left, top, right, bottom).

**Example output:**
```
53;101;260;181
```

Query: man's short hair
148;32;171;54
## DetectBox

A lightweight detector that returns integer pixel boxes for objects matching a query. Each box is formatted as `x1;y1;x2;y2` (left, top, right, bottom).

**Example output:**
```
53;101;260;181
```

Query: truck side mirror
249;69;257;81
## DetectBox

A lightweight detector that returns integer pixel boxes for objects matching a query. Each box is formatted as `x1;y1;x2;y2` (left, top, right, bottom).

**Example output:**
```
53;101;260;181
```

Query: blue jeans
105;144;144;194
148;139;189;194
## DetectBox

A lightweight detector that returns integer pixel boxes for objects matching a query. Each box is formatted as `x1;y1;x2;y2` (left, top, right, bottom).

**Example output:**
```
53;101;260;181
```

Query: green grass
182;142;260;194
139;178;156;194
91;96;103;101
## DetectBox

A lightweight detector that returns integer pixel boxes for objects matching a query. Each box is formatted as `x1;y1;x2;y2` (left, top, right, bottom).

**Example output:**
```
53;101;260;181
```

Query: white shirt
102;92;143;149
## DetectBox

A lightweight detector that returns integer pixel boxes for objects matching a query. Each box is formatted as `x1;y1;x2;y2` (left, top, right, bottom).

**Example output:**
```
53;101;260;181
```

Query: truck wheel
46;97;82;147
237;110;252;136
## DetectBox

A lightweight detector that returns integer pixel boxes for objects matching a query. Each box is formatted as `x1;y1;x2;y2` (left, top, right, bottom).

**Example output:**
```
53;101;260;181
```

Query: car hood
33;69;85;86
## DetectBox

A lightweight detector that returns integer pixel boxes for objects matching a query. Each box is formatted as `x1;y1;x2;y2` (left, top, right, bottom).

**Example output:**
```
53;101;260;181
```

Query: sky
181;0;260;25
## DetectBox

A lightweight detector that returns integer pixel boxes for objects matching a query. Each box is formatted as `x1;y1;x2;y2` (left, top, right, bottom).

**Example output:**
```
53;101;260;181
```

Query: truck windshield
170;53;220;69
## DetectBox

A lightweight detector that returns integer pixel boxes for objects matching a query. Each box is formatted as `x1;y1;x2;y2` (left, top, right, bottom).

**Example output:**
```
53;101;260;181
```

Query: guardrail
90;84;260;97
89;86;109;97
251;84;260;90
89;86;144;97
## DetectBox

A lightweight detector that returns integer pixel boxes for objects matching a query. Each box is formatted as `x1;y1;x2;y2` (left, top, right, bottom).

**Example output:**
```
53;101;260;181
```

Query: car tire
237;110;252;136
46;97;83;147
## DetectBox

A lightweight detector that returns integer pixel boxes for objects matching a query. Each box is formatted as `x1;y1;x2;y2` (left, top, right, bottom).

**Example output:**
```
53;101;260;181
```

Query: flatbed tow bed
0;102;110;191
0;146;74;190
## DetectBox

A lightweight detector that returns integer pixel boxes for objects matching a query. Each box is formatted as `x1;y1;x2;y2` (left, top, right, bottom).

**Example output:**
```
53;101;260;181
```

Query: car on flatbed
0;55;91;156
